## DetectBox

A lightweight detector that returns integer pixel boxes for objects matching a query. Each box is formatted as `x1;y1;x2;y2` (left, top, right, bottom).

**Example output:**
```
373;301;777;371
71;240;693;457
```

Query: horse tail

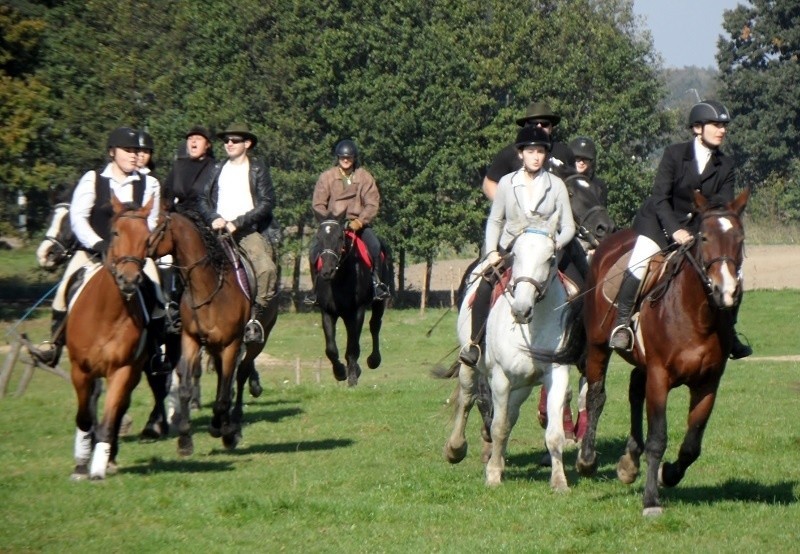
431;357;461;379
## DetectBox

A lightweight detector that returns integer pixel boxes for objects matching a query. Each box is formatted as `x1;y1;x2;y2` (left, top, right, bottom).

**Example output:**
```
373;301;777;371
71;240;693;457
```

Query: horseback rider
29;126;162;367
308;139;390;303
459;125;576;367
608;100;752;359
197;123;279;345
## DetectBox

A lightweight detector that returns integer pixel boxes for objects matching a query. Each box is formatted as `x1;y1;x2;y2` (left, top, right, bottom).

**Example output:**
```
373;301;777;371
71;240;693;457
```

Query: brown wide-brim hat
515;101;562;127
185;125;212;142
217;123;258;148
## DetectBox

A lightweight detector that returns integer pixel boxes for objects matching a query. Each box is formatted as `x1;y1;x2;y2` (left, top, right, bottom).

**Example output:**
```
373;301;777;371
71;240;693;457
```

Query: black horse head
315;216;350;280
564;175;616;248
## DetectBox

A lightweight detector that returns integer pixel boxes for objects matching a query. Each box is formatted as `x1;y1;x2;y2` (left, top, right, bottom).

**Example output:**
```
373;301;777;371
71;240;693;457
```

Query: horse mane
173;206;230;272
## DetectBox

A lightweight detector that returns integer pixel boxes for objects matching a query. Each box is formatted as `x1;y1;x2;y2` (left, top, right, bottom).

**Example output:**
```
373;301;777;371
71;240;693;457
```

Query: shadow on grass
122;457;236;475
217;438;355;456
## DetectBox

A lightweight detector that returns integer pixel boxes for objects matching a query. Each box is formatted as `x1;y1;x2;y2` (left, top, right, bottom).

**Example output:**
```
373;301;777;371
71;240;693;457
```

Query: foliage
717;0;800;187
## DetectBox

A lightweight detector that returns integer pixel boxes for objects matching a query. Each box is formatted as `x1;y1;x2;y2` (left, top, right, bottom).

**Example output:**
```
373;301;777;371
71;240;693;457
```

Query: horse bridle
43;203;76;263
318;219;349;273
507;227;556;303
573;205;607;248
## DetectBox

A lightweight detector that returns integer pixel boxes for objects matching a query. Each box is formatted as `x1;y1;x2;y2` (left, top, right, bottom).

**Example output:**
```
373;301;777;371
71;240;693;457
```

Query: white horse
36;202;76;270
444;213;583;490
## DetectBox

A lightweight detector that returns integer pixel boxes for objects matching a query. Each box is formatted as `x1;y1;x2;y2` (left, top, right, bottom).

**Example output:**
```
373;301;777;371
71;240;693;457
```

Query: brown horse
146;209;278;455
576;188;750;515
68;196;154;480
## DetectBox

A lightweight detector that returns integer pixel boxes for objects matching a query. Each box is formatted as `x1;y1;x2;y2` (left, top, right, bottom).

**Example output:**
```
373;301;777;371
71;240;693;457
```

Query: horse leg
543;365;570;492
344;309;366;387
228;358;253;449
485;369;513;486
90;365;138;480
617;366;647;484
443;363;478;464
139;368;170;441
660;383;719;489
641;373;670;516
216;343;242;449
476;374;494;464
175;338;201;457
71;369;95;480
322;312;346;381
576;343;610;477
366;297;385;369
190;350;203;410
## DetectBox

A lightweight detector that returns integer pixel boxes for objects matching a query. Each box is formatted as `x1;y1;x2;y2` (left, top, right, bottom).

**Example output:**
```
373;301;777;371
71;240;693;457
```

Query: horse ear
110;192;123;214
731;187;751;216
693;190;708;212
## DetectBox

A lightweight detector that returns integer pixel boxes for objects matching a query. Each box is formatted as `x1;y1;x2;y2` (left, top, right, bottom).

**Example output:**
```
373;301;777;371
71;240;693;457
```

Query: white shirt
695;137;713;175
70;163;160;249
215;161;253;221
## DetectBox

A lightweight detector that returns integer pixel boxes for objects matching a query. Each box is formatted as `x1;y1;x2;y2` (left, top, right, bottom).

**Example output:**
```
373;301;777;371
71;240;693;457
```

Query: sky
633;0;745;68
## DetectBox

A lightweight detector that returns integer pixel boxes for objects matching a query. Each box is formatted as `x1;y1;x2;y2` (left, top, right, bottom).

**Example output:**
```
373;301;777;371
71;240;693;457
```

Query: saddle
313;231;386;272
218;235;256;302
465;263;577;309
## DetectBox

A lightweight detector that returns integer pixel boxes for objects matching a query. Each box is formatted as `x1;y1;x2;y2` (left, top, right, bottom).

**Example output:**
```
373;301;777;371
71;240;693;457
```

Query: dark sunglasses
529;120;552;129
223;137;245;144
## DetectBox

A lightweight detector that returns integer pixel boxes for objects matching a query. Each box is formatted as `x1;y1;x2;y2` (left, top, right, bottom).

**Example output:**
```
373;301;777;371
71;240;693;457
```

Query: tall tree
717;0;800;186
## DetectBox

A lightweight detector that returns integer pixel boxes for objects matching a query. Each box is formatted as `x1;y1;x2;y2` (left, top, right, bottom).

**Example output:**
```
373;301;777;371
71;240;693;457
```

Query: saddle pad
601;250;672;305
66;262;102;312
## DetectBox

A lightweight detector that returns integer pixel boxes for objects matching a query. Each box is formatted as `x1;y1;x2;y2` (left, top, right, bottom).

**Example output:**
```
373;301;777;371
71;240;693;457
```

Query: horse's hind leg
322;312;346;381
71;369;96;480
641;376;670;516
660;384;719;489
366;299;385;369
227;358;252;449
443;363;477;464
140;368;170;441
617;367;646;484
175;338;201;457
576;343;610;477
344;310;366;387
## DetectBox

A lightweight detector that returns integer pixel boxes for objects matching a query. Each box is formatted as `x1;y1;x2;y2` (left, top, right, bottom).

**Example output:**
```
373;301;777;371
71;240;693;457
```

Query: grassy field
0;289;799;553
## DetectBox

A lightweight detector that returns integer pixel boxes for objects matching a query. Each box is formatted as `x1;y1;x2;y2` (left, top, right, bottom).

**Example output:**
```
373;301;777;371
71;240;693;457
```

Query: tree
717;0;800;187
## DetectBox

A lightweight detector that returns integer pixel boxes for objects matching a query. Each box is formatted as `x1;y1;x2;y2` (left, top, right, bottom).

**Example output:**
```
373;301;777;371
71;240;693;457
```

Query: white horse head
508;212;559;324
36;203;75;270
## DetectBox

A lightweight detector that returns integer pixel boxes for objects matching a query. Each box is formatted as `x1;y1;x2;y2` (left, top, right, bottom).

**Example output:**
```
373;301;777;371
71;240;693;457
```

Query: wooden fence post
0;340;22;399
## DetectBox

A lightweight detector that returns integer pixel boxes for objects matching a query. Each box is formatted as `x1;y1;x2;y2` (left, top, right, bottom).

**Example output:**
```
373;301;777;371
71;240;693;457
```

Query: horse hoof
106;461;118;476
643;506;663;517
208;425;221;438
249;381;263;398
223;432;241;450
443;442;467;464
177;436;194;457
367;354;381;369
70;465;89;481
575;456;597;477
139;422;166;442
617;455;639;485
551;479;570;493
190;399;202;411
333;366;347;381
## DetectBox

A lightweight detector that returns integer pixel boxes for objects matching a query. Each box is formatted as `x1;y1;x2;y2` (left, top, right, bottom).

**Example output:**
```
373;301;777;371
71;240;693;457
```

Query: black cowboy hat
516;101;562;127
217;123;258;148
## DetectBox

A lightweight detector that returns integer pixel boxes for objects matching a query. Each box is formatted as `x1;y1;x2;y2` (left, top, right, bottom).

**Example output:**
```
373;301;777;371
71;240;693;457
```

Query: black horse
311;217;391;386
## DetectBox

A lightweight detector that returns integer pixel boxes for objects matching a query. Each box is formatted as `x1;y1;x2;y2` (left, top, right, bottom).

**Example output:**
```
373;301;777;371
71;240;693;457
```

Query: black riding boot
730;304;752;359
609;271;641;351
304;259;319;306
372;268;390;300
244;303;266;344
459;279;491;367
28;309;67;368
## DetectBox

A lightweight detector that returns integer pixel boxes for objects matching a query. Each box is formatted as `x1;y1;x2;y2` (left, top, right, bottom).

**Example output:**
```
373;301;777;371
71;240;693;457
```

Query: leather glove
348;218;364;232
486;250;501;265
92;240;108;254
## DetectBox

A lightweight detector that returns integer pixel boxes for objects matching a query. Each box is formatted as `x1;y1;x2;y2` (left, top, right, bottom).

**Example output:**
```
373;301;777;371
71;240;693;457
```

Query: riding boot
459;280;491;367
729;305;752;359
28;309;67;368
609;271;641;351
372;268;390;300
304;263;318;306
244;304;266;344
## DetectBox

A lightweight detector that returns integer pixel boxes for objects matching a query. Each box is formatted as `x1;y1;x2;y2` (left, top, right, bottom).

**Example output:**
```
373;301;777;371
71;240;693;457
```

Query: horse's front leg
660;382;719;489
215;342;243;449
176;337;201;456
71;367;96;480
90;364;140;480
543;364;570;492
641;373;670;516
576;343;611;477
443;363;478;464
617;366;647;484
230;358;253;446
366;298;385;369
485;368;515;486
343;309;366;387
322;312;346;381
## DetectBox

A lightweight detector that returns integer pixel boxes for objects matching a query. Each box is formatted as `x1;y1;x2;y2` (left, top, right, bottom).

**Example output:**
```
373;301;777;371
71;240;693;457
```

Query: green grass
0;292;799;552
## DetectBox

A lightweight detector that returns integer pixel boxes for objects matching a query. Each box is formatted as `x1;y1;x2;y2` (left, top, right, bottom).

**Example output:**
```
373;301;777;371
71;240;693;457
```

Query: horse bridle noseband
43;203;75;262
507;227;556;303
108;212;148;281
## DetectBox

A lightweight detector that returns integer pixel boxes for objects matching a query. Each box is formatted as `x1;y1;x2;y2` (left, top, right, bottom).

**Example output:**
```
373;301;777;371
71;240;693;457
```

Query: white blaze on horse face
714;216;739;307
36;205;69;268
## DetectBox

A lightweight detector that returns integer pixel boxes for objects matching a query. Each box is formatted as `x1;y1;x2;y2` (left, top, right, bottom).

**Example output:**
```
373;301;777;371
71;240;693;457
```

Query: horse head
36;203;77;270
108;194;154;301
565;175;615;248
692;188;750;310
315;216;348;280
509;212;559;324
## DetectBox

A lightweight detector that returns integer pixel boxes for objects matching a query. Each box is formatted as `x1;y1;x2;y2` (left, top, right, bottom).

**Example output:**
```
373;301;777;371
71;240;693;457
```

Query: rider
459;125;576;367
198;122;278;344
609;100;752;359
308;139;390;303
29;126;162;367
163;125;216;212
569;136;608;206
482;100;575;201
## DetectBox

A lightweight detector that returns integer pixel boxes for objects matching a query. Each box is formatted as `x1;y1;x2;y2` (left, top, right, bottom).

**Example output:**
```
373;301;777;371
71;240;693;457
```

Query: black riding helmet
569;136;596;161
515;126;552;151
688;100;731;127
107;127;140;149
137;130;154;151
335;139;358;159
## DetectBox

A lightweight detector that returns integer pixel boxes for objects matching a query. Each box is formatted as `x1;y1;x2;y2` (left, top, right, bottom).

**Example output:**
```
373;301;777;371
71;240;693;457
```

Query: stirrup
609;324;634;351
458;342;482;367
373;281;390;300
244;319;264;344
303;293;318;306
28;341;61;368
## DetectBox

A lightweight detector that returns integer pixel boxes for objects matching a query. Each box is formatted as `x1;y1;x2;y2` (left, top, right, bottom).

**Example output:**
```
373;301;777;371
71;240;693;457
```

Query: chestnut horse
311;217;391;387
576;188;750;515
68;196;154;479
145;210;278;455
